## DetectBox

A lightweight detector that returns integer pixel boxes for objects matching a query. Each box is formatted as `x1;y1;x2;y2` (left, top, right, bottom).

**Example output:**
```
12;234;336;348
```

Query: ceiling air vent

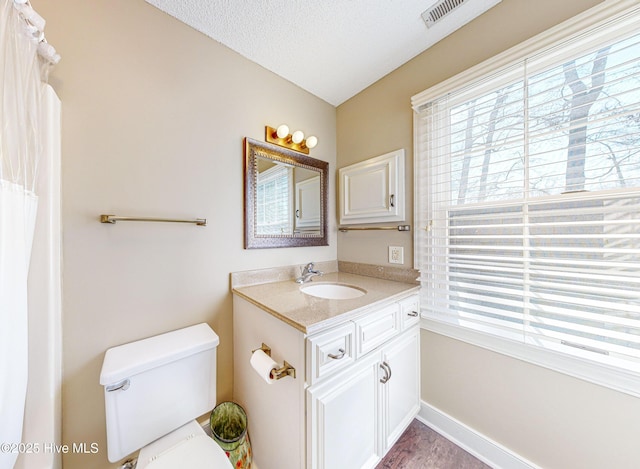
421;0;468;28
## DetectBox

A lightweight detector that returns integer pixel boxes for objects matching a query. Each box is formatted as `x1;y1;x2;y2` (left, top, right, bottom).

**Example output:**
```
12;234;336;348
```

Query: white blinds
256;164;293;235
415;8;640;375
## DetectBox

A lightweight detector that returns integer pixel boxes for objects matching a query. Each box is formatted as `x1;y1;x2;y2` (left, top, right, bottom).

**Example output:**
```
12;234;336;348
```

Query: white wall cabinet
233;291;420;469
295;175;321;230
339;149;405;225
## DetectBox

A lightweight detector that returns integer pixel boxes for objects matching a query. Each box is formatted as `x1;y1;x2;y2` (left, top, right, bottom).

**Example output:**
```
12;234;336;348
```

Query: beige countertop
232;272;419;335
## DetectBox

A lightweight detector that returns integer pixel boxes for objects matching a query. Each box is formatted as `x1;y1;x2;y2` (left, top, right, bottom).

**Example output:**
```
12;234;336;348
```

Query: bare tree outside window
437;32;640;360
562;47;611;192
452;36;640;205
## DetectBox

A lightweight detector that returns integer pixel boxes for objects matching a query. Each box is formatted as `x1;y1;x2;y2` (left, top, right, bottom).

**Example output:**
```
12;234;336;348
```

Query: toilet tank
100;323;219;463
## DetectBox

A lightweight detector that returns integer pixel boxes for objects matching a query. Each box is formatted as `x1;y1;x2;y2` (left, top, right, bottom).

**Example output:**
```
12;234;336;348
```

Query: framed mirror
244;138;329;249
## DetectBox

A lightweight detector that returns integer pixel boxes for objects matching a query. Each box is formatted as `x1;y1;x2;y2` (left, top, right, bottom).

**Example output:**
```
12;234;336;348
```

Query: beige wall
337;0;640;468
29;0;640;468
421;331;640;468
34;1;336;468
337;0;609;267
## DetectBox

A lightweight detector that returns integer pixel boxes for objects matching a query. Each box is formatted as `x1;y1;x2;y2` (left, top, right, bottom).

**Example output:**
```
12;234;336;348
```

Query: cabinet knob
327;348;346;360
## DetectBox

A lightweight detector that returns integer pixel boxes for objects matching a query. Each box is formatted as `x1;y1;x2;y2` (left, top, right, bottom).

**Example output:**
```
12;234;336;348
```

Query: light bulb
276;124;289;139
306;135;318;149
292;130;304;144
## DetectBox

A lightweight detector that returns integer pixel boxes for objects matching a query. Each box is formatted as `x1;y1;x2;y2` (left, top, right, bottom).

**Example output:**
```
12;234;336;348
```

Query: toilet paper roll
250;349;278;384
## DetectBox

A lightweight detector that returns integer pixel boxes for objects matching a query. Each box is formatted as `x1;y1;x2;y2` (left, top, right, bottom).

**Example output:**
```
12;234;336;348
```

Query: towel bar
100;214;206;226
338;225;410;232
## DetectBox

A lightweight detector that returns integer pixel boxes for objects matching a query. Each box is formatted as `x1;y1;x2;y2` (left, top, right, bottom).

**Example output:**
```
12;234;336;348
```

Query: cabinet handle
407;310;419;317
295;209;300;218
327;348;346;360
379;361;392;384
383;361;392;381
379;363;389;383
389;194;395;207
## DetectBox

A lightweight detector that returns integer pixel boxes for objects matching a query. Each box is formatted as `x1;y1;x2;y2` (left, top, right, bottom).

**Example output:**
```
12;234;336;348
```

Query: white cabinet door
379;327;420;453
307;354;381;469
295;175;321;230
339;149;405;224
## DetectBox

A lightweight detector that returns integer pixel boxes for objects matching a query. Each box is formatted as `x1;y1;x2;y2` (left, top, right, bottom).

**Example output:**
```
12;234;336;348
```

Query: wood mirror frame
244;137;329;249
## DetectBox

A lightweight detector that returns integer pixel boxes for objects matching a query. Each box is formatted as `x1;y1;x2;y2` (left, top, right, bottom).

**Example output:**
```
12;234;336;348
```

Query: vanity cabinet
307;327;419;469
338;149;405;225
233;288;420;469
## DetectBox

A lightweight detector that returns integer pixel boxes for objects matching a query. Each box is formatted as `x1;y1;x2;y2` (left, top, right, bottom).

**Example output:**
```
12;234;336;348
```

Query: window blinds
415;7;640;376
256;164;293;235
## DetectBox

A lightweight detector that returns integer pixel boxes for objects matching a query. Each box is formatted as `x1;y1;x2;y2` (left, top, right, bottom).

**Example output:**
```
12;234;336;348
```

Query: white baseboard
417;401;540;469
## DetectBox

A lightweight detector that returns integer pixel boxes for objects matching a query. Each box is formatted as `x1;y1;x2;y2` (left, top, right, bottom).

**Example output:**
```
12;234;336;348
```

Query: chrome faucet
295;262;323;284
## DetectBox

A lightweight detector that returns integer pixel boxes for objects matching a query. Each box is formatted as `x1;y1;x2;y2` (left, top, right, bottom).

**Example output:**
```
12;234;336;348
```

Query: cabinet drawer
399;295;420;330
354;303;400;357
307;322;356;384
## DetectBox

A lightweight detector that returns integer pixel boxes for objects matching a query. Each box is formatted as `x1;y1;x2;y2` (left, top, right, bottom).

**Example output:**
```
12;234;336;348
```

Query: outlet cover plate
389;246;404;264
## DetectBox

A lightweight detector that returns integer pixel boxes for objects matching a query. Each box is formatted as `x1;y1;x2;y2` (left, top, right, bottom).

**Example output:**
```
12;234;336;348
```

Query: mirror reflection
255;159;321;236
244;138;328;249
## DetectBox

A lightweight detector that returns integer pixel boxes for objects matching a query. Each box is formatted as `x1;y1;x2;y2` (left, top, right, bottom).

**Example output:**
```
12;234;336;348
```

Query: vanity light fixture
266;124;318;155
275;124;289;139
291;130;304;144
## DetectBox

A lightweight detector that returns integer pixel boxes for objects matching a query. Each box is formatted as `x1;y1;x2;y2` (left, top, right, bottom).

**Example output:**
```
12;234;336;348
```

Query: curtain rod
13;0;60;64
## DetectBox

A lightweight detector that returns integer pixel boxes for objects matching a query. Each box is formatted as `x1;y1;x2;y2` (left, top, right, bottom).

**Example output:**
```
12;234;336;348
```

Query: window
256;164;293;235
413;2;640;395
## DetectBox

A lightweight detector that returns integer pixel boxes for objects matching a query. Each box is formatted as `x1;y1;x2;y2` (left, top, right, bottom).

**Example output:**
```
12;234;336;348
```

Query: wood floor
376;419;491;469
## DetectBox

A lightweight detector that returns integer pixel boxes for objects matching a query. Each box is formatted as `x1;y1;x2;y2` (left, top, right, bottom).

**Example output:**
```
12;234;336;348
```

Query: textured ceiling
145;0;501;106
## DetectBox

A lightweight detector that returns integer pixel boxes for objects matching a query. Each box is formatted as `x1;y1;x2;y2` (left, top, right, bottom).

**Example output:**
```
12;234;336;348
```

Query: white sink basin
300;283;366;300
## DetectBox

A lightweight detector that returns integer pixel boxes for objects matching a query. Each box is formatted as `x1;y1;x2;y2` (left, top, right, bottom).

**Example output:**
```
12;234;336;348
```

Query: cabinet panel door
339;149;404;224
342;163;389;218
380;327;420;453
295;175;321;230
307;355;380;469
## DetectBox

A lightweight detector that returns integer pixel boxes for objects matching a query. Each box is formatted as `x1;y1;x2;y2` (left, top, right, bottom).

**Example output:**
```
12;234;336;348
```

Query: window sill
420;316;640;398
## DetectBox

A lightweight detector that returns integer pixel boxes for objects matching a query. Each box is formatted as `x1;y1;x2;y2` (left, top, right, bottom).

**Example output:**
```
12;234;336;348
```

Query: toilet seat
136;421;232;469
143;435;231;469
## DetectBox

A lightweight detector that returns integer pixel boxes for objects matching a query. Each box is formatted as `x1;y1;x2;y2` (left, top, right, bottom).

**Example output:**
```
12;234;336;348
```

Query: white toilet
99;323;233;468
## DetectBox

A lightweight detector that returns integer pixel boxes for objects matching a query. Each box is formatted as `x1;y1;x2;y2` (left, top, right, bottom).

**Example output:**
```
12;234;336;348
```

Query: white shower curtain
0;2;58;468
0;186;37;469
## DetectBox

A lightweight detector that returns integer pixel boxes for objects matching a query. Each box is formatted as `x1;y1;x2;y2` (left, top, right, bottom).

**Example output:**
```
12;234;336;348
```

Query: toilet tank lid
100;323;219;385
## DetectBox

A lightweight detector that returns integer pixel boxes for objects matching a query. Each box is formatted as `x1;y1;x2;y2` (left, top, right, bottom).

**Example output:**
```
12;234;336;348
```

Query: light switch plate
389;246;404;264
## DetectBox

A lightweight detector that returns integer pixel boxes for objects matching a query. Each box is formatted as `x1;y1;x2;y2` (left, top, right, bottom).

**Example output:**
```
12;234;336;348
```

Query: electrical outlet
389;246;404;264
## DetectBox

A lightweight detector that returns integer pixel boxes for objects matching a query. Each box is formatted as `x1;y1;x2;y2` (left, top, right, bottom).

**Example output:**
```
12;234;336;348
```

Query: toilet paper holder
252;343;296;380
